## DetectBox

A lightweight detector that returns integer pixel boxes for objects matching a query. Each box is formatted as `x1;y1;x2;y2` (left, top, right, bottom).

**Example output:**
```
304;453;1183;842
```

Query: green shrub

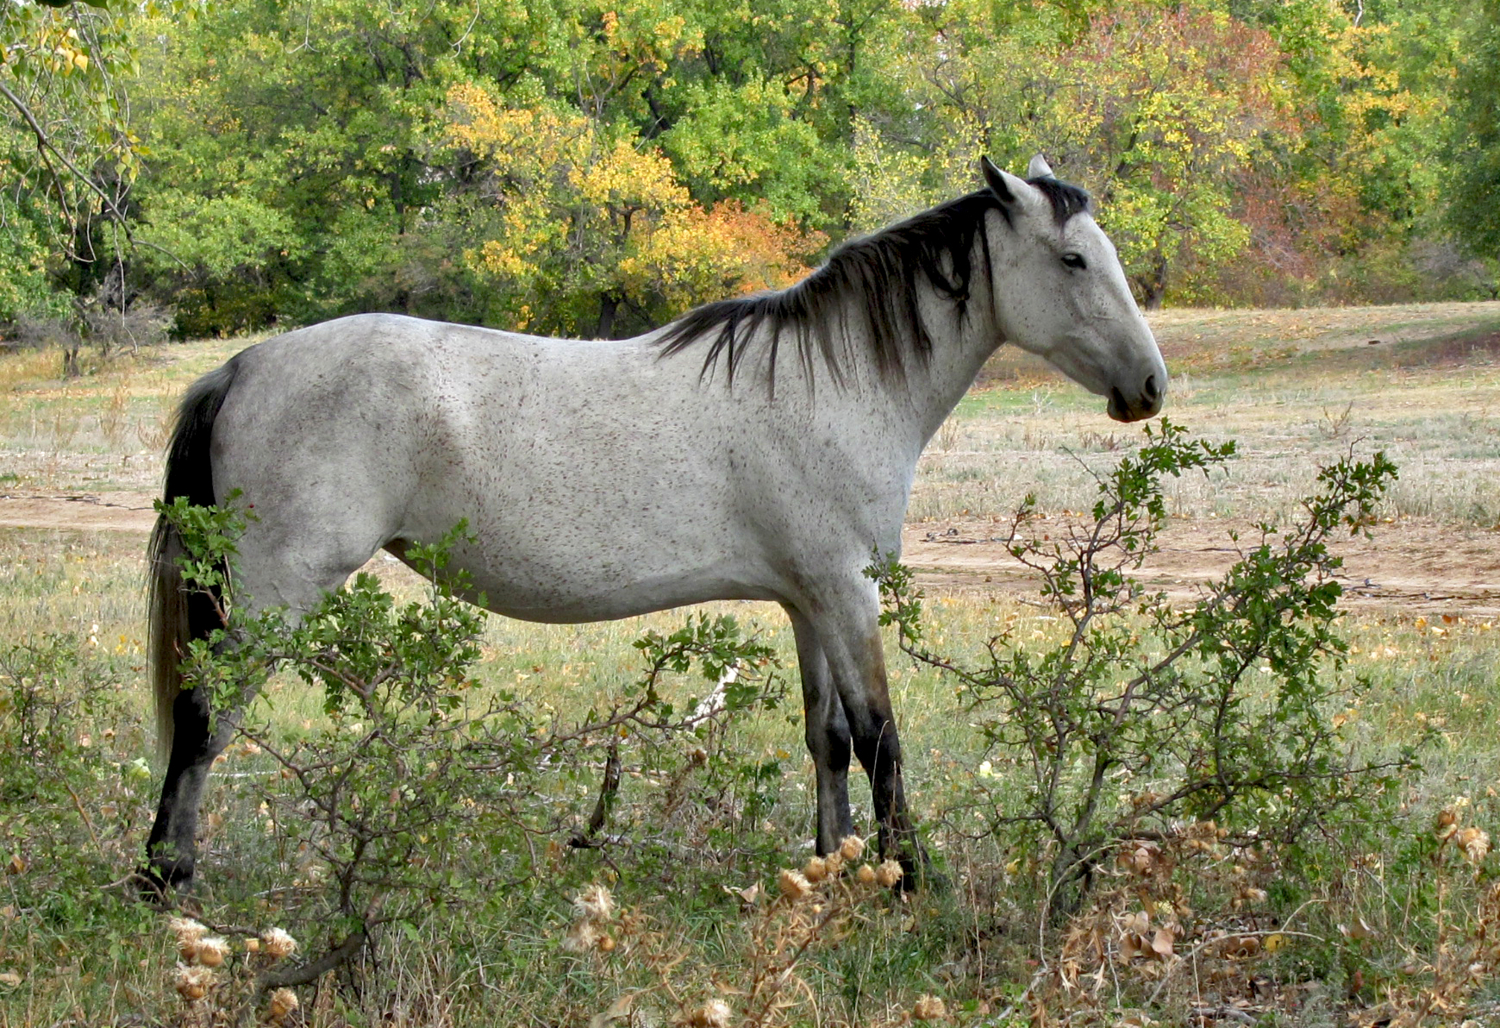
872;420;1413;914
156;501;787;1008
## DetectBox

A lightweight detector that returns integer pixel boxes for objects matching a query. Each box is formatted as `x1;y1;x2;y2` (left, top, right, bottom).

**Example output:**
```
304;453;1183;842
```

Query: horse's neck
875;236;1007;449
641;221;1007;454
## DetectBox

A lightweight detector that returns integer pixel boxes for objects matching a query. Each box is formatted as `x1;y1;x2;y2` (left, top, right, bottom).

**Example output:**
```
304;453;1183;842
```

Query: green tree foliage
844;0;1307;303
5;0;1494;333
444;84;819;335
1037;5;1293;306
130;0;515;334
1447;0;1500;262
843;0;1484;307
123;0;870;337
0;0;142;320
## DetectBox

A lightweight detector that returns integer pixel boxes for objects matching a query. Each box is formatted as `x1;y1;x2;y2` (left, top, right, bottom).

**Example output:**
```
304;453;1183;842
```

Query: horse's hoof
130;867;174;905
135;852;196;902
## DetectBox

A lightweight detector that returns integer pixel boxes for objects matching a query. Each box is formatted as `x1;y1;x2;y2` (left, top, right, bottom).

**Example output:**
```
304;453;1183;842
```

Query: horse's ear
981;156;1020;204
1027;153;1054;180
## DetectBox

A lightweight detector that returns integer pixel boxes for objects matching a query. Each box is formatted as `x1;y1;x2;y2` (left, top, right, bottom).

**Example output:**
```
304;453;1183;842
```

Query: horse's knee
806;714;852;767
849;710;901;772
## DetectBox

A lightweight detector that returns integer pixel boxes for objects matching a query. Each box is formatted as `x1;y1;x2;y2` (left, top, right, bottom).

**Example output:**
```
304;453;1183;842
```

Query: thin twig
61;780;104;859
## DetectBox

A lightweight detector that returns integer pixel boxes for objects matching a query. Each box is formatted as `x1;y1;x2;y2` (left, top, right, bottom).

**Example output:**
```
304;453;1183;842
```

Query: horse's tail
149;357;243;762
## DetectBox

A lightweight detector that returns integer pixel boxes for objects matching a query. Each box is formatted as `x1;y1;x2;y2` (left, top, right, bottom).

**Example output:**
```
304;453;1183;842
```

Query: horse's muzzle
1107;375;1165;423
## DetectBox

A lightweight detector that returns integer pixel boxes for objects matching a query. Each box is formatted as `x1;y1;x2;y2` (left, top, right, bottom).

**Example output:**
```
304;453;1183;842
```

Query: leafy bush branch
157;500;784;996
871;419;1414;912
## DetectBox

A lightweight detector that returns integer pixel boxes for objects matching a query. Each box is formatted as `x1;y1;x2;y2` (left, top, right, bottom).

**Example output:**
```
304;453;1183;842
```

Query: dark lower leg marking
145;687;223;886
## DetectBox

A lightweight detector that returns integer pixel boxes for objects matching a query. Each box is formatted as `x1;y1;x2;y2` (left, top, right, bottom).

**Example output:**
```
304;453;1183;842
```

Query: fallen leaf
1151;928;1175;958
723;883;761;909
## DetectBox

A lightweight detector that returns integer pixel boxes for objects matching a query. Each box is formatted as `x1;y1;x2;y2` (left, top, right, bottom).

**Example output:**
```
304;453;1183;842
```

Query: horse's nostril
1143;374;1160;403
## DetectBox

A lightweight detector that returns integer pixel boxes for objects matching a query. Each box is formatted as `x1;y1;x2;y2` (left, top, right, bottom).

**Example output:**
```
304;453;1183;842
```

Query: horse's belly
401;462;786;621
454;557;779;623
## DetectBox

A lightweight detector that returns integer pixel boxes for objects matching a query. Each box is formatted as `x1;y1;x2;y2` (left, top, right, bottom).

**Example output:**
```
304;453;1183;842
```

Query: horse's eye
1062;253;1087;270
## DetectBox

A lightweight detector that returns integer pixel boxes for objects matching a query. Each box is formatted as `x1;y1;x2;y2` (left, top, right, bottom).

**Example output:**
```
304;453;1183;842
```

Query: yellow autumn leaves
3;18;91;76
445;83;814;331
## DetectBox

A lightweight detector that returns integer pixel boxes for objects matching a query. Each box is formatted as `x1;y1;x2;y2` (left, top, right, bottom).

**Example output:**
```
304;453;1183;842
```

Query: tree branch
0;75;130;224
257;927;368;991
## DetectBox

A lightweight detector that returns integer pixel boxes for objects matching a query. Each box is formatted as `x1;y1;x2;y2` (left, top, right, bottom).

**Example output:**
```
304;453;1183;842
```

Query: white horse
144;155;1166;888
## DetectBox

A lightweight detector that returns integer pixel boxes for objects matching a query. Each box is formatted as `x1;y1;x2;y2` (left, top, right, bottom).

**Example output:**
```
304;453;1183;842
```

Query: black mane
657;176;1091;387
1030;176;1092;225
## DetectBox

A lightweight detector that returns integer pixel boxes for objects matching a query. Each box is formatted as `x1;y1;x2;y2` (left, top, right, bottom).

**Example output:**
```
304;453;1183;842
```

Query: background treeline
3;0;1499;343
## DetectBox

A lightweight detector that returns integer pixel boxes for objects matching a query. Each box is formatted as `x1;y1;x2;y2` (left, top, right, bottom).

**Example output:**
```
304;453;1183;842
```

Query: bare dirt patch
0;491;157;533
905;514;1500;619
4;490;1498;619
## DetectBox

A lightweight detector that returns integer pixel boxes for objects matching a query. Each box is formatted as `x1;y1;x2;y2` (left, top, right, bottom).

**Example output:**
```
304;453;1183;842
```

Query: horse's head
982;155;1167;423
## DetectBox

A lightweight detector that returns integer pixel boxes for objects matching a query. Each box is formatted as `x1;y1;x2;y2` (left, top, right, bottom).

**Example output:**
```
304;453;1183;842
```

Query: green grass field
4;302;1500;1027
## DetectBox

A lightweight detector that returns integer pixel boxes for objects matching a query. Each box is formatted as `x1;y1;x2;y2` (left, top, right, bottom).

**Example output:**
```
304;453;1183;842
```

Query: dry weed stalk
99;379;130;446
1357;879;1500;1028
1359;810;1500;1027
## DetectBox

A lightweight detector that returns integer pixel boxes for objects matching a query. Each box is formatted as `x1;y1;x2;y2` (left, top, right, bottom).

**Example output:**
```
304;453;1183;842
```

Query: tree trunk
596;293;620;339
1141;254;1170;310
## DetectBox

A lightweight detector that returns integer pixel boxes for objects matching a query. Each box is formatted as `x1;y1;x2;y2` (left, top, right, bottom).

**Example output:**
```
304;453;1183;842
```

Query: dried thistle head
168;917;207;946
683;997;732;1027
266;987;299;1024
912;994;947;1020
855;863;877;885
874;859;903;889
173;964;214;1002
1460;827;1491;864
1437;809;1460;841
193;937;229;968
573;883;615;923
838;835;865;861
561;919;598;954
777;869;812;901
260;928;298;961
802;856;828;883
170;917;209;960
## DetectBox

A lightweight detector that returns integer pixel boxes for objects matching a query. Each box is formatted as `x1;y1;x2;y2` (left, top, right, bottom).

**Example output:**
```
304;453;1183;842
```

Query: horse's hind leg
145;678;238;888
146;528;380;889
786;605;856;855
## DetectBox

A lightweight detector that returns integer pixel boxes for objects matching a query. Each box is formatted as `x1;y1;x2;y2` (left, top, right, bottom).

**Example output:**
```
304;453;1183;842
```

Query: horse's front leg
804;587;930;886
144;684;239;892
785;605;855;855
